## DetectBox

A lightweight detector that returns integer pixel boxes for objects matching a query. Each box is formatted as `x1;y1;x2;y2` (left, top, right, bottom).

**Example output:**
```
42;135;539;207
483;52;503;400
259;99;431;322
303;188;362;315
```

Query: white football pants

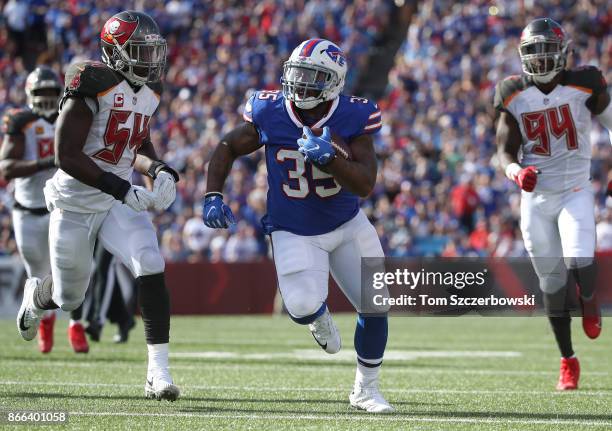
49;201;164;311
520;185;596;293
271;210;384;317
12;210;51;279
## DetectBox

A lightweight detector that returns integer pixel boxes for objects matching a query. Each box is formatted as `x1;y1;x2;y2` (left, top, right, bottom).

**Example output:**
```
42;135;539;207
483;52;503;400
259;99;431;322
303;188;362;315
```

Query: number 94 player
496;18;612;391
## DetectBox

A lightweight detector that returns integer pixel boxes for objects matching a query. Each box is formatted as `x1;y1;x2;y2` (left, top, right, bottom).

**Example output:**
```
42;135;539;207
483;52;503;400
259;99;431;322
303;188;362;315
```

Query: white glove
152;171;176;211
124;185;155;212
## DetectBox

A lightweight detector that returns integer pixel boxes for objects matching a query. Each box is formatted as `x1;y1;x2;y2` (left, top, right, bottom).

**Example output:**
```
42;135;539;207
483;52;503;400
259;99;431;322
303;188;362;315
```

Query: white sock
69;319;80;327
147;343;169;373
355;362;381;388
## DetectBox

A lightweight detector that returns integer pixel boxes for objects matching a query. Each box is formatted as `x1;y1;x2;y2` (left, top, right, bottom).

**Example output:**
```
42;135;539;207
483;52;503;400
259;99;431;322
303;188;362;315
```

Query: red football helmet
100;10;166;86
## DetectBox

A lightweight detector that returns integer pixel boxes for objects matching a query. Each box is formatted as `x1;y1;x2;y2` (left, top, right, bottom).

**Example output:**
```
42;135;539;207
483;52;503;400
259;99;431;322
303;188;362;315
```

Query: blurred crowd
0;0;610;262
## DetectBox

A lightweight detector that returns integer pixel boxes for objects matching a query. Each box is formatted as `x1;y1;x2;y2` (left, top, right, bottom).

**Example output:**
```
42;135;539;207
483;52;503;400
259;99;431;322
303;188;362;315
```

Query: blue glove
203;192;236;228
297;126;336;166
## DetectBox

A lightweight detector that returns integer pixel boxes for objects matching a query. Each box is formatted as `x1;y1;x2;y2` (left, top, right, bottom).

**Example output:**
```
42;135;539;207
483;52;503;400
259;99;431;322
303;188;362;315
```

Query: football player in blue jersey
204;39;393;413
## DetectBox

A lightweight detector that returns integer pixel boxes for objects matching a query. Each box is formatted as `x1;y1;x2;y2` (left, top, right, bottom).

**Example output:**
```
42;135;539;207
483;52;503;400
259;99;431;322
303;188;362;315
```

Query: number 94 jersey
494;66;607;193
45;61;161;213
244;90;382;236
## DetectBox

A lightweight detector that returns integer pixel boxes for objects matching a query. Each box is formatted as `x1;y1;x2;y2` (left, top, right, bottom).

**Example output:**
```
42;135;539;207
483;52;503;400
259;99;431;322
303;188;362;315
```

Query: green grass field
0;314;610;430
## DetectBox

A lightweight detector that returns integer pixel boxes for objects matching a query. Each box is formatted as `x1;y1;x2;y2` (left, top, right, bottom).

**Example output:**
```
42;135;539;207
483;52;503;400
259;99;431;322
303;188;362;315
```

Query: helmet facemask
519;37;569;84
102;37;167;86
281;61;339;109
27;86;60;117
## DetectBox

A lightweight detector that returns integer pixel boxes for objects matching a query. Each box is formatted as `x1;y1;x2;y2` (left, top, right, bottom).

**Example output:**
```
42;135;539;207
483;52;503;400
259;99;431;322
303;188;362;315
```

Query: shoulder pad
1;107;37;135
562;66;607;96
243;90;282;124
494;75;531;111
344;95;382;135
63;61;122;100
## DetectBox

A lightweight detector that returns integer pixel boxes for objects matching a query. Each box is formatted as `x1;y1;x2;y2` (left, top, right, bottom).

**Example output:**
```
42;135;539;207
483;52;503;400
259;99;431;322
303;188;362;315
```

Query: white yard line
4;359;609;376
2;381;610;396
66;411;612;427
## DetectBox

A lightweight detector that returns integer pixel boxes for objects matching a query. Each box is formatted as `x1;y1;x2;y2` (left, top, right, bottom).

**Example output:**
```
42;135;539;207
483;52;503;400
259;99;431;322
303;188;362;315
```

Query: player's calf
137;273;180;401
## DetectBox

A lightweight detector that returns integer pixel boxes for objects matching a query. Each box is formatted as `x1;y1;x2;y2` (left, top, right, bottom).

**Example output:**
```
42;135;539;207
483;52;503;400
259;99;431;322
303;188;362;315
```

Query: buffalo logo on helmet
322;45;346;66
101;17;138;45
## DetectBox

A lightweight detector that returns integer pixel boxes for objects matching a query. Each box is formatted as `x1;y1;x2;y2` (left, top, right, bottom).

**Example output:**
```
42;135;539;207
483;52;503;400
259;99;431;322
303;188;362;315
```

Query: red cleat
579;295;602;339
38;312;56;354
556;357;580;390
68;322;90;353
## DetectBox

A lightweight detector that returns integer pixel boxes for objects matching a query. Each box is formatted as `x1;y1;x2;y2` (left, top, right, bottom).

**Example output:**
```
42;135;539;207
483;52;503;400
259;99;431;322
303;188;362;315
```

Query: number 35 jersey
244;90;382;236
2;108;56;208
494;66;607;193
45;61;161;213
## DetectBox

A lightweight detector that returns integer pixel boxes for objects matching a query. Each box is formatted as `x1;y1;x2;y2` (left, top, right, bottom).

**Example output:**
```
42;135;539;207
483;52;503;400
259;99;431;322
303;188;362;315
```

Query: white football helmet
281;39;347;109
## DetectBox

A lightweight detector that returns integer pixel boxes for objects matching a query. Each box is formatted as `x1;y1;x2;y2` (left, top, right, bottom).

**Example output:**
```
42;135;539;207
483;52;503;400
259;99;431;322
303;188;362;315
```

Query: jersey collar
285;97;339;129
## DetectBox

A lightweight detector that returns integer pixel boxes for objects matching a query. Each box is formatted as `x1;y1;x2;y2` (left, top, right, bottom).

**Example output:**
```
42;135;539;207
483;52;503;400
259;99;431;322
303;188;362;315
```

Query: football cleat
38;312;55;353
349;383;395;413
579;295;602;339
38;312;56;353
145;368;180;401
68;322;90;353
308;308;341;354
556;357;580;390
17;278;43;341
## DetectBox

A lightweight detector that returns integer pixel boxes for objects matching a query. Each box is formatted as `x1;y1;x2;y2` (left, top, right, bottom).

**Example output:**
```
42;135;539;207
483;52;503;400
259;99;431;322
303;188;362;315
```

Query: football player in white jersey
15;11;180;401
495;18;612;390
0;66;89;354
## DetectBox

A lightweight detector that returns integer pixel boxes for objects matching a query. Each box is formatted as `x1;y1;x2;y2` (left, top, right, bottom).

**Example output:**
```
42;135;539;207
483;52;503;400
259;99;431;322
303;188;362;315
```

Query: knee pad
136;247;165;276
539;274;567;295
283;289;324;320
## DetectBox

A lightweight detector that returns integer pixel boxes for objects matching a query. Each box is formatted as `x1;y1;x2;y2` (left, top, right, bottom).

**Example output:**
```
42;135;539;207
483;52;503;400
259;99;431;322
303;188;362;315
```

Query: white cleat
17;278;43;341
349;384;395;413
145;368;180;402
308;308;341;354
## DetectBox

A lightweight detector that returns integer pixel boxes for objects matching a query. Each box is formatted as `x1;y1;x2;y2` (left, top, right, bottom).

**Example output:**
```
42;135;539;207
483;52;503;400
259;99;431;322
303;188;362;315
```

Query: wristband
505;163;521;181
147;160;179;182
36;156;55;170
95;172;131;201
204;192;223;200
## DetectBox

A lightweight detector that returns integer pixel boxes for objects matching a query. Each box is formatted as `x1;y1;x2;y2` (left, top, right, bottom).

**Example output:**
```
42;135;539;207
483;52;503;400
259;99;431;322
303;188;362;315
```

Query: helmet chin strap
532;71;559;84
294;98;322;110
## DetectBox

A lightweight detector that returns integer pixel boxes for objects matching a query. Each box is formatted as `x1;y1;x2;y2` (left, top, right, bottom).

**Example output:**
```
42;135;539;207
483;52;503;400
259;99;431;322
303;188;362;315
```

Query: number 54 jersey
244;90;382;236
494;66;607;193
45;61;161;213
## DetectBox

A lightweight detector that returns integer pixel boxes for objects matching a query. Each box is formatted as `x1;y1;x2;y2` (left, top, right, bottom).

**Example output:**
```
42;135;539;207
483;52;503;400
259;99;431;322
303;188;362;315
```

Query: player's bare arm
54;97;104;187
0;133;49;180
325;133;376;197
206;122;261;193
496;111;522;168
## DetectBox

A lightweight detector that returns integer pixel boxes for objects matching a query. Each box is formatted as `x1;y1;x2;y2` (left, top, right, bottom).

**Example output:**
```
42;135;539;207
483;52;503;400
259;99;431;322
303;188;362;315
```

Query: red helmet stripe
300;39;323;57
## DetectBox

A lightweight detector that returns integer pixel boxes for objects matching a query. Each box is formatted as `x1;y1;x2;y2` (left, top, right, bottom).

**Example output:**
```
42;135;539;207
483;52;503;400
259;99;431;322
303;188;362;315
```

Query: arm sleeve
243;93;257;125
360;102;382;135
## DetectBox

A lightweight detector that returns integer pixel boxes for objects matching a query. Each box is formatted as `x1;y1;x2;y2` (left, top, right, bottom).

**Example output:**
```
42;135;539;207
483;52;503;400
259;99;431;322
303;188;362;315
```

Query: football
303;127;351;173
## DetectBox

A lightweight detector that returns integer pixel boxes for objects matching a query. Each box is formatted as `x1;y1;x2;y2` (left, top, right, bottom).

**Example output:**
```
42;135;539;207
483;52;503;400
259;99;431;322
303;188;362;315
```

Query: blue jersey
243;90;382;236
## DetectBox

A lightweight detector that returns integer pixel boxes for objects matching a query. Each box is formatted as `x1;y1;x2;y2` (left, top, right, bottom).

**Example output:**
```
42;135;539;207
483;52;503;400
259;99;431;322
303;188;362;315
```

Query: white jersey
2;108;56;208
45;61;161;213
494;67;607;193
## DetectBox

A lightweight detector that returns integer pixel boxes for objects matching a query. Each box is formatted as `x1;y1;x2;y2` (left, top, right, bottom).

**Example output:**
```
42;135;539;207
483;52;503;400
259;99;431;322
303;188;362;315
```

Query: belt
13;201;49;216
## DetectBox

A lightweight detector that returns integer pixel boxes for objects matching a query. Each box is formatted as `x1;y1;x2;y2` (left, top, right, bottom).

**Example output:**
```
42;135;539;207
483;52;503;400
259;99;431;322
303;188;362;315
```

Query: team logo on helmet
101;17;138;45
323;45;346;66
